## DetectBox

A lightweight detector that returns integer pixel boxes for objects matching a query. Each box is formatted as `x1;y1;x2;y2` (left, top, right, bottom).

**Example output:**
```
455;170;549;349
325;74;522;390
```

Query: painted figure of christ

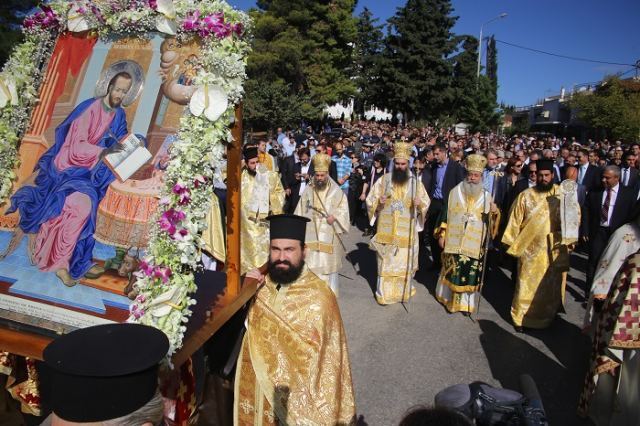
2;72;133;286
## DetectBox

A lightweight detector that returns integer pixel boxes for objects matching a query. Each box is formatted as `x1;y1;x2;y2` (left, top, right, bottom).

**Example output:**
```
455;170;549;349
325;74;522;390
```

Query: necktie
578;166;584;184
601;188;612;224
623;168;629;186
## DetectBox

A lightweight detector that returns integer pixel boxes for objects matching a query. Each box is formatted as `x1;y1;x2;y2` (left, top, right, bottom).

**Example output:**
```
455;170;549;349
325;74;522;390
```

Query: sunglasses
515;163;523;167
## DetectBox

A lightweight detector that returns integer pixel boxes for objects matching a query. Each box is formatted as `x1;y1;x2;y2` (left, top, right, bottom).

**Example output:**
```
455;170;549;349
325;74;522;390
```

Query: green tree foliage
245;0;357;130
485;35;497;100
353;7;385;115
380;0;458;122
0;1;38;66
570;77;640;142
450;36;499;132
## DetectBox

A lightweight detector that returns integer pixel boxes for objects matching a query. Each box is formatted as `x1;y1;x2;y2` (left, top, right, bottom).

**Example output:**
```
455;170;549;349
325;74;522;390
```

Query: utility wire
494;39;637;67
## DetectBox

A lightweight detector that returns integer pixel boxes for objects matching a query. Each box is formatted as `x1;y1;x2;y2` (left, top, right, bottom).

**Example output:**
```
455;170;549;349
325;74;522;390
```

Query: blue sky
227;0;640;107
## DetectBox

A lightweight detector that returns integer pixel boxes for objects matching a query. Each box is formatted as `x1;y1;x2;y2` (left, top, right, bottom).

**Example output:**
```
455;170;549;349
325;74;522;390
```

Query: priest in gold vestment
294;153;349;296
366;142;429;305
502;159;579;331
434;154;499;315
235;214;356;425
241;147;285;274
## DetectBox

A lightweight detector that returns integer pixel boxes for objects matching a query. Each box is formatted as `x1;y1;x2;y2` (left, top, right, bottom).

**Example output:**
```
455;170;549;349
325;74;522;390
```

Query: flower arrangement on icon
0;0;251;353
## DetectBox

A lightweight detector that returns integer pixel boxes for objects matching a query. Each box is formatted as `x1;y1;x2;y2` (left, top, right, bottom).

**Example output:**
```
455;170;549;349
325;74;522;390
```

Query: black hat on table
536;159;554;172
243;146;258;161
41;323;169;422
266;214;310;243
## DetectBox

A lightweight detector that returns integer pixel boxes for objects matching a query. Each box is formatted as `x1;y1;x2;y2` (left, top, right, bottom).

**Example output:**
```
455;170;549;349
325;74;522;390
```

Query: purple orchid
153;266;172;283
139;259;155;276
148;0;158;9
130;303;145;319
182;10;200;32
193;175;206;188
231;22;244;37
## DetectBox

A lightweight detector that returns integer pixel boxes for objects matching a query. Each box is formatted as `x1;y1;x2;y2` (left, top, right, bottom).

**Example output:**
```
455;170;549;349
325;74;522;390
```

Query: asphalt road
338;224;594;426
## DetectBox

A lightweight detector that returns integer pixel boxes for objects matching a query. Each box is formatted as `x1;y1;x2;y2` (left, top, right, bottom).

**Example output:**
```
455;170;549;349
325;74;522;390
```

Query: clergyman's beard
247;167;257;177
535;181;553;192
314;177;328;190
391;167;409;184
268;258;305;285
462;180;484;198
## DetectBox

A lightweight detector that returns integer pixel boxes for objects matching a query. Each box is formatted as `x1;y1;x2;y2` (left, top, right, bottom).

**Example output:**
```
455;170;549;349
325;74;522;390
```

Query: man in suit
426;143;465;270
577;149;602;193
584;165;636;292
284;148;311;213
620;152;639;191
483;149;507;207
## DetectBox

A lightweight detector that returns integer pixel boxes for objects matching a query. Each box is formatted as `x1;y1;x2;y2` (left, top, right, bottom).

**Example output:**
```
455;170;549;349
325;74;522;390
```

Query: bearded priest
502;159;579;332
434;154;500;316
236;214;356;425
294;153;349;296
240;146;285;274
366;141;430;305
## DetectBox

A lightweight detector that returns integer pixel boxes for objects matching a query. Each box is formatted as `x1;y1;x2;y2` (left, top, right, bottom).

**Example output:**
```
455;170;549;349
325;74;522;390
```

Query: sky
227;0;640;107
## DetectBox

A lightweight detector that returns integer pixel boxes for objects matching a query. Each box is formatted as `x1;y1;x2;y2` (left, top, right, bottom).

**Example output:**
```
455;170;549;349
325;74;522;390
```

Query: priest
236;214;356;425
502;159;579;331
434;154;500;316
240;146;285;274
294;153;349;296
366;141;430;305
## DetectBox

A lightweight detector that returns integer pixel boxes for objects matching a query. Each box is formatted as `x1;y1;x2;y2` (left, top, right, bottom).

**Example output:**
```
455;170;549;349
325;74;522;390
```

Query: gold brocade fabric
441;184;494;259
366;175;429;305
502;186;574;328
234;268;356;425
240;168;285;274
202;193;226;262
294;179;349;276
258;152;276;172
0;353;41;416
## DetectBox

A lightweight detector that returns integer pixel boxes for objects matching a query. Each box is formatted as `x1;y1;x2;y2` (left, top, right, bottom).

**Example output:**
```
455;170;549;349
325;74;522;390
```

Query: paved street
338;224;593;425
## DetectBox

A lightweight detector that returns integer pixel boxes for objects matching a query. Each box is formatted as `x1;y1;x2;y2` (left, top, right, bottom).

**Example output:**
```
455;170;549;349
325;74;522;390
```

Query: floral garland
2;0;251;354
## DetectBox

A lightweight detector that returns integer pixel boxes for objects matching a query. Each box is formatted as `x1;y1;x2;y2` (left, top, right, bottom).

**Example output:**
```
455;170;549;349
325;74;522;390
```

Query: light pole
476;13;507;80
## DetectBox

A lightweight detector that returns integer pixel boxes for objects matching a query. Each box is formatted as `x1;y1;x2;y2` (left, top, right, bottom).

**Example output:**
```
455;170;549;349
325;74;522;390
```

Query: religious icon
0;33;203;332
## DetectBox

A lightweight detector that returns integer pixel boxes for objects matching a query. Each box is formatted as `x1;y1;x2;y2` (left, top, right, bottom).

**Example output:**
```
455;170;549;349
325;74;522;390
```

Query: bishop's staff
473;169;502;320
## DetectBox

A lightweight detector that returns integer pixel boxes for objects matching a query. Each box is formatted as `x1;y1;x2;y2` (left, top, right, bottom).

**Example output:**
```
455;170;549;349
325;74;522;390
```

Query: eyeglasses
515;163;523;167
529;170;537;174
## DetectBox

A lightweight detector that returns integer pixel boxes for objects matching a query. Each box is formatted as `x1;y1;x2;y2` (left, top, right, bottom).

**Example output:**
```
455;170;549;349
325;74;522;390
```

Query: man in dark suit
584;165;636;291
426;143;465;270
283;148;311;213
620;152;639;191
576;149;602;193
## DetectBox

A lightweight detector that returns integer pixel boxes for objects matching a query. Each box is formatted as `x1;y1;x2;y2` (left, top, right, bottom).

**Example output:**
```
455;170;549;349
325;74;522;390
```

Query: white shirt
281;137;295;156
600;184;619;227
299;163;310;196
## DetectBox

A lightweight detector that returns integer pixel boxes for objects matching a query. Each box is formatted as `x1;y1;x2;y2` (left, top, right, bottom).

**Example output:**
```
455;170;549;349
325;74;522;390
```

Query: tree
450;36;499;132
570;77;640;141
380;0;458;122
0;1;38;66
485;35;498;101
245;0;358;130
353;7;385;115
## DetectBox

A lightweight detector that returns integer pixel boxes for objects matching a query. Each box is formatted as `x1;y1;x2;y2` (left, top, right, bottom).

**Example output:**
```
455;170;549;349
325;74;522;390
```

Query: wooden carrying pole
225;104;243;298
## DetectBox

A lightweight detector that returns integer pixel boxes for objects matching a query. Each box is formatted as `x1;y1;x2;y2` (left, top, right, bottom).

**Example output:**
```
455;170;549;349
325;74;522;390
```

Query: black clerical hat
243;146;258;161
536;159;554;171
266;214;310;242
41;323;169;422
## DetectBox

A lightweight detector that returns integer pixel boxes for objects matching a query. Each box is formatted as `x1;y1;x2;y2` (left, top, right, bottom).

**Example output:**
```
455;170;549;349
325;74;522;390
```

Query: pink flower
173;228;189;241
172;183;187;194
148;0;158;9
232;22;244;37
182;10;200;32
135;294;146;304
193;175;206;188
130;303;145;319
139;259;155;276
153;266;172;283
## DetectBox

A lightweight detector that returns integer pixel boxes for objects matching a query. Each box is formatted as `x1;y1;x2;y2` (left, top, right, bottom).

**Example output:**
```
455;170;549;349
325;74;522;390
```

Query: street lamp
476;13;507;80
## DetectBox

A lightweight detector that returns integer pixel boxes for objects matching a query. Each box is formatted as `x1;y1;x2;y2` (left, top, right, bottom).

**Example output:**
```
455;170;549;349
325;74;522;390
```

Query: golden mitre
465;154;487;173
312;153;331;172
393;141;413;160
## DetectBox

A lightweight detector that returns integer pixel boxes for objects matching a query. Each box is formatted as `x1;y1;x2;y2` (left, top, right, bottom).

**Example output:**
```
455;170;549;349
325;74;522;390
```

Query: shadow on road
478;319;592;425
477;262;514;324
348;242;377;295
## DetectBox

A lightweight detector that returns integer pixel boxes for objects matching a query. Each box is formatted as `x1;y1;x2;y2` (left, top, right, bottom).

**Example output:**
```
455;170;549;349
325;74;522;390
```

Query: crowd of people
234;119;640;424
